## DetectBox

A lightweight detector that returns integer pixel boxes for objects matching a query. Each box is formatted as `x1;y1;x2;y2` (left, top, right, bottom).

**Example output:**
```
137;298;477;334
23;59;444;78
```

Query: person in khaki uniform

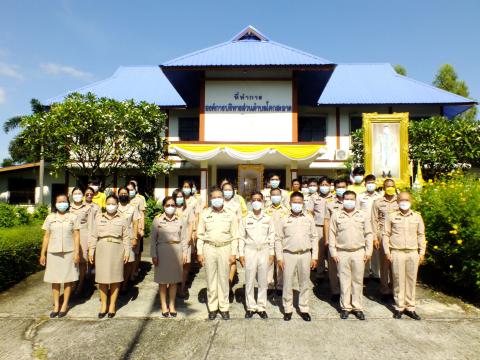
306;176;333;281
323;178;348;302
40;194;81;318
262;174;289;208
151;196;189;318
372;178;399;301
384;192;426;320
197;187;240;320
89;195;130;318
276;191;318;322
329;190;373;320
127;180;146;281
239;192;275;319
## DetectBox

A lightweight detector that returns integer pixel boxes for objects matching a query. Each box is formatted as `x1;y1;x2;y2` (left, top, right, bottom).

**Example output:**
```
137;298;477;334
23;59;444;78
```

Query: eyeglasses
85;193;94;197
164;204;175;208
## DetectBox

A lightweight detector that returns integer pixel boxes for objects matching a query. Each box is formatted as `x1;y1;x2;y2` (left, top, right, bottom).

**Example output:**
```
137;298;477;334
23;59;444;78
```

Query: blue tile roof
45;66;186;107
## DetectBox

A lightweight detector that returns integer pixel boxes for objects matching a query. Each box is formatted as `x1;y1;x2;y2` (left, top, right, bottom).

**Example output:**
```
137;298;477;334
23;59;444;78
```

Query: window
298;116;326;142
178;117;199;141
350;116;362;134
8;178;35;205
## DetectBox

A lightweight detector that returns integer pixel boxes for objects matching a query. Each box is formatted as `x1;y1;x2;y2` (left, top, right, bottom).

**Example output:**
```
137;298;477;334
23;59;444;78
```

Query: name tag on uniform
100;219;108;224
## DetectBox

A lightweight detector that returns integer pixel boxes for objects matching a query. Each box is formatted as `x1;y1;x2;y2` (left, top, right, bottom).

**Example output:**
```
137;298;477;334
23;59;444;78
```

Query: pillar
289;161;298;189
200;161;209;206
210;164;217;188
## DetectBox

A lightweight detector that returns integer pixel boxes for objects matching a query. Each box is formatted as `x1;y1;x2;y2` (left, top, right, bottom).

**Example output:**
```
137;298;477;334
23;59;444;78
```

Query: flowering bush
413;172;480;301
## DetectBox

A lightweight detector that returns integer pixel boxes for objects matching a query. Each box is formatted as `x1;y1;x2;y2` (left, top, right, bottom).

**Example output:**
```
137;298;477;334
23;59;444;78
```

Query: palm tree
3;98;45;133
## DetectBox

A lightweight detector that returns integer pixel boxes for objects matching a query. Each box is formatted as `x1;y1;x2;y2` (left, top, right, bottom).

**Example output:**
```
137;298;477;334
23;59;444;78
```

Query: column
210;164;217;188
289;161;298;189
200;161;209;206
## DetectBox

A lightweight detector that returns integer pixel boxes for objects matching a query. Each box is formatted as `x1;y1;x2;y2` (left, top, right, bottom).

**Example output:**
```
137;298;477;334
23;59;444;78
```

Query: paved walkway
1;239;479;359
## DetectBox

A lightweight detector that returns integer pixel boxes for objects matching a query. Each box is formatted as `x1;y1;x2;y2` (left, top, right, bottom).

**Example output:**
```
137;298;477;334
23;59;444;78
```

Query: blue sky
0;0;478;161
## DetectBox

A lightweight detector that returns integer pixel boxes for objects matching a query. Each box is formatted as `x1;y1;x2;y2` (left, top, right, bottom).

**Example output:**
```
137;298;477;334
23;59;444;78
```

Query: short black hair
364;174;376;182
221;181;234;190
308;178;318;185
210;186;223;195
270;174;280;180
162;196;175;207
343;190;357;199
318;176;330;185
353;166;365;176
291;178;301;185
71;186;83;195
106;194;119;203
251;191;263;199
334;178;348;187
290;191;304;200
270;188;282;195
182;180;193;189
89;178;100;186
117;186;129;196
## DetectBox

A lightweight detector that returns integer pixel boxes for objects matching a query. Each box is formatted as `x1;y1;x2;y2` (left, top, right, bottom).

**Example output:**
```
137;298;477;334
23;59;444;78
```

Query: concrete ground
1;237;479;359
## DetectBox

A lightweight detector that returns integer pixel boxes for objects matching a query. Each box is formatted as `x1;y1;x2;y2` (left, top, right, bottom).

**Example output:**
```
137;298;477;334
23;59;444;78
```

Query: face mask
119;195;130;203
399;201;411;211
191;187;197;194
164;206;176;215
211;198;224;208
308;186;318;194
56;202;69;213
301;188;309;195
129;190;136;198
271;195;282;205
223;190;233;199
385;187;396;196
343;199;356;210
335;188;346;197
182;188;191;196
252;201;262;211
176;197;184;206
366;183;376;192
72;194;83;203
270;180;280;189
319;186;330;195
354;175;364;184
106;204;118;214
291;203;303;213
90;185;99;192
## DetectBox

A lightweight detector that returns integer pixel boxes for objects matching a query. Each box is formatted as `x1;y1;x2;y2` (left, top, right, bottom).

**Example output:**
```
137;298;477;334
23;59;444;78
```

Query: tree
394;64;407;76
20;92;173;180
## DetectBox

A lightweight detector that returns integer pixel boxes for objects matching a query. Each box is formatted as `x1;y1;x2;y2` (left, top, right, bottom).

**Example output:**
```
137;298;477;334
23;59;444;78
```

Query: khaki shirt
176;206;194;244
130;195;146;234
262;188;289;208
264;203;289;234
42;212;80;253
324;196;343;221
357;191;382;221
306;193;333;226
275;212;319;261
150;213;189;258
118;202;141;240
224;197;243;222
186;196;202;215
328;208;373;257
383;210;426;255
372;196;399;239
89;212;130;256
196;207;240;256
239;211;275;256
70;202;96;230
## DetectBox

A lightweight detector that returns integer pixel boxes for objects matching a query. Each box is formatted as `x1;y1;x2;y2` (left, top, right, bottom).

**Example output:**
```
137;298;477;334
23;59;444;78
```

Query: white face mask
399;201;411;211
223;190;233;199
129;190;136;198
72;194;83;203
308;186;318;194
211;198;224;208
343;199;356;210
291;203;303;213
366;183;376;192
319;185;330;195
191;187;197;194
56;202;69;213
106;204;118;214
301;187;309;195
164;206;176;215
271;195;282;205
354;175;364;184
176;197;184;206
182;188;191;196
252;200;262;211
335;188;346;197
90;185;99;192
270;180;280;189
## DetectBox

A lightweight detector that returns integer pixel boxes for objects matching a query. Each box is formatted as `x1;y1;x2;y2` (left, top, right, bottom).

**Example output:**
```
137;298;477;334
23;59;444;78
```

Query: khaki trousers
364;247;381;278
268;257;283;290
379;231;393;294
204;243;231;312
282;251;311;313
391;250;419;311
337;248;365;311
327;250;340;295
244;246;269;312
316;225;326;276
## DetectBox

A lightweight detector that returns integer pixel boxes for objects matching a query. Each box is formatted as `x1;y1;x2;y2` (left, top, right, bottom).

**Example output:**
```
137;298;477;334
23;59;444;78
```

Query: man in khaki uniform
306;176;333;280
329;190;373;320
197;188;240;320
262;174;289;208
276;191;318;321
384;192;425;320
239;191;275;319
371;178;399;301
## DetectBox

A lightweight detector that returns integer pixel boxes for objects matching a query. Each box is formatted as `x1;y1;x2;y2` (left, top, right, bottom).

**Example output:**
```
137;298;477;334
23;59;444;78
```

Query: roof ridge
162;41;231;66
268;40;331;62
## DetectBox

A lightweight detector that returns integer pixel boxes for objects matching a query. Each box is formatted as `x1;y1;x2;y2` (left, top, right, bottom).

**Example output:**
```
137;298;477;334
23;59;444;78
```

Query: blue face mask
129;190;136;198
182;188;191;196
223;190;233;199
335;188;346;197
319;186;330;195
56;202;69;213
211;198;224;208
270;180;280;189
271;195;282;205
291;203;303;213
366;183;376;192
176;197;184;206
354;175;364;184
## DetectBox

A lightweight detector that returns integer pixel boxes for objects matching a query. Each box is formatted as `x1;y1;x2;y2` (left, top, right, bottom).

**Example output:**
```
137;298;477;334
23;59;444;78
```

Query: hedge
0;225;44;291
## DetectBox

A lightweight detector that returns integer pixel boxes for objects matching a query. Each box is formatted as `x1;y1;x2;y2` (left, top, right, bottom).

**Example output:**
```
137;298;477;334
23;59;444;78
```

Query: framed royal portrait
363;112;410;188
237;164;264;200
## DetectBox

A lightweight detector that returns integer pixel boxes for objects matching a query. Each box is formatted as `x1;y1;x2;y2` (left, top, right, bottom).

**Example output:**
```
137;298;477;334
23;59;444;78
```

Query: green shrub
144;196;163;237
0;225;44;291
413;172;480;301
0;203;33;228
32;204;49;221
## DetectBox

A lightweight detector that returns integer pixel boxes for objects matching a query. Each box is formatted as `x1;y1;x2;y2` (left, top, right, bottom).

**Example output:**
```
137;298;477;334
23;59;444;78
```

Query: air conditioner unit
335;149;349;161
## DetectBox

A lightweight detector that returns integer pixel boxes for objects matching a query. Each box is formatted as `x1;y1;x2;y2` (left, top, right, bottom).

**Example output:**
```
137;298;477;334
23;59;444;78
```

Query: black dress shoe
219;311;230;320
170;312;177;318
404;310;421;320
258;311;268;319
381;294;391;303
245;310;254;319
58;311;67;318
340;310;349;319
331;294;340;302
300;312;311;322
162;312;170;318
353;311;365;320
98;312;107;319
107;312;116;319
283;312;292;321
208;311;217;320
393;310;403;319
49;311;59;318
275;289;283;297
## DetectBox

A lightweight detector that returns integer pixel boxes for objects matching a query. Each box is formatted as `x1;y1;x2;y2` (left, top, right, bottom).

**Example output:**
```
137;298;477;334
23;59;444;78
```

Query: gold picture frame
363;112;410;188
237;164;264;200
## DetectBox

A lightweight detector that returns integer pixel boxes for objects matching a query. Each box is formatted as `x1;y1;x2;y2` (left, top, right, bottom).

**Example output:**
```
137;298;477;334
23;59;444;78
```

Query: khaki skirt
79;225;89;262
44;251;79;284
153;243;183;284
95;241;125;284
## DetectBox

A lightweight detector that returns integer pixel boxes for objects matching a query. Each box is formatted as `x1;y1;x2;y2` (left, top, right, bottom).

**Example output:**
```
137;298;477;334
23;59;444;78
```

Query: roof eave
160;64;336;71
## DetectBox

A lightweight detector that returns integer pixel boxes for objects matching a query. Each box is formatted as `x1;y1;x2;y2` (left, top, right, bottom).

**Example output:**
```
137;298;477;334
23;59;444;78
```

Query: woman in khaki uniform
151;196;189;317
40;194;81;318
117;187;140;293
172;189;194;298
70;187;98;294
89;195;130;318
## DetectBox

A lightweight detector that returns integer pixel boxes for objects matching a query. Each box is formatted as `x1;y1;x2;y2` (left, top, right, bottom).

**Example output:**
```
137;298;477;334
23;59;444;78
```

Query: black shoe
58;311;67;318
208;311;217;320
98;312;107;319
162;312;170;318
353;311;365;320
275;289;283;297
245;310;254;319
404;310;421;320
258;311;268;319
381;294;391;303
219;311;230;320
393;310;403;319
49;311;59;318
283;312;292;321
170;312;177;318
107;312;116;319
340;310;349;319
331;294;340;302
300;312;311;322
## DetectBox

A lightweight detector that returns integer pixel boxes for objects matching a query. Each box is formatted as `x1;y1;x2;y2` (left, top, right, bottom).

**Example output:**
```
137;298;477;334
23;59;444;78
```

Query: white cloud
0;87;5;104
40;63;93;80
0;62;23;80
